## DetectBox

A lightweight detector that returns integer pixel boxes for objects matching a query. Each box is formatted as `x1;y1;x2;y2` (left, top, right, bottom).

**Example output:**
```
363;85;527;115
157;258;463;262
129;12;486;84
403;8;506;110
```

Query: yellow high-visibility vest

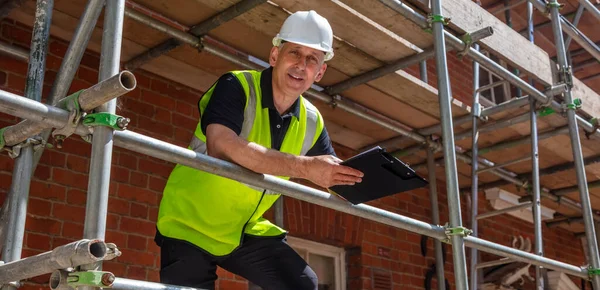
157;69;325;256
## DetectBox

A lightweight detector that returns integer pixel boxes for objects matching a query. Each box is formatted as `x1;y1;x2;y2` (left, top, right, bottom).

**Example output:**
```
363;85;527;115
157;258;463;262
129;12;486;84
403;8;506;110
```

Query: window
248;237;346;290
478;50;513;106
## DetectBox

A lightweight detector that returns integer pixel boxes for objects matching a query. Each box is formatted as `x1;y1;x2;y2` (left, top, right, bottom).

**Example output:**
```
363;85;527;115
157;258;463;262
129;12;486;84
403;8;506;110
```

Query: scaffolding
0;0;599;289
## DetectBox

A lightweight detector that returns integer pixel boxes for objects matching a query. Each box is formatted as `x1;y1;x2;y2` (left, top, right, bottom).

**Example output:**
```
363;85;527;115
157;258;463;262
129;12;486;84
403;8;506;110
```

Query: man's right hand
302;155;364;189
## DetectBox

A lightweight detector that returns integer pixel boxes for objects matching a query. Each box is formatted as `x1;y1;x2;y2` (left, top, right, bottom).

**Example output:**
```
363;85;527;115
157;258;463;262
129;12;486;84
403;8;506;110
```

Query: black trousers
156;232;318;290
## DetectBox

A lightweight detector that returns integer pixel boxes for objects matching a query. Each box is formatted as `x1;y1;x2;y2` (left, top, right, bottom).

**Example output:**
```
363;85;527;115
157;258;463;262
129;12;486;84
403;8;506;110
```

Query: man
155;10;363;290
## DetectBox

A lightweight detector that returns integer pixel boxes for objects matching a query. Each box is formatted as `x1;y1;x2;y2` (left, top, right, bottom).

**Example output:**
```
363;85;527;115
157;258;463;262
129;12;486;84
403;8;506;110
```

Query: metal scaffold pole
31;0;104;171
530;88;545;290
80;0;126;279
469;42;481;290
0;1;52;289
548;0;600;287
430;0;469;287
422;57;445;290
427;149;446;290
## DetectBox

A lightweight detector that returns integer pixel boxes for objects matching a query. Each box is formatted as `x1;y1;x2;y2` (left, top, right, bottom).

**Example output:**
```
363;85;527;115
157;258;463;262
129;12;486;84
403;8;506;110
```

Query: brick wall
0;18;587;290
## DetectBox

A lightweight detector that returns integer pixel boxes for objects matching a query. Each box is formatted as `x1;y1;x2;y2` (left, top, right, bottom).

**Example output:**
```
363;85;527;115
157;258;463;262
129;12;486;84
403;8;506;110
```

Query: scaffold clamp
443;225;473;243
588;266;600;278
558;65;573;89
458;32;473;59
546;0;564;9
563;98;582;111
67;270;115;287
585;117;599;140
83;112;130;131
538;107;556;117
424;14;451;33
51;90;84;149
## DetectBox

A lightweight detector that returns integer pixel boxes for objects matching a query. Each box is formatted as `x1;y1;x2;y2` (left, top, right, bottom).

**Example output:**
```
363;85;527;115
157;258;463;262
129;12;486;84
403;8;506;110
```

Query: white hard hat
272;10;334;61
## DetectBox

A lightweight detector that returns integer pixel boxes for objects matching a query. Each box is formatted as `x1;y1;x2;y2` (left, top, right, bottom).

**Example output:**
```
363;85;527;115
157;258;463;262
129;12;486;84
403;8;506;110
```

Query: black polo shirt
200;67;336;156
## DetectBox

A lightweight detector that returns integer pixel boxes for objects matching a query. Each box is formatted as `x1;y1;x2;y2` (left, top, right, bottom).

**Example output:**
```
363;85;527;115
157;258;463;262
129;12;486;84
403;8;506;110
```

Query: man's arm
206;124;362;188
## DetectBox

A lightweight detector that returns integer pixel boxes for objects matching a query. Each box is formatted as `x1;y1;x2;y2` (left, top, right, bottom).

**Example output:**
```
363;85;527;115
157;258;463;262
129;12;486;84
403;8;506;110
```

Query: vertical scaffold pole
469;42;481;290
80;0;125;278
427;149;446;290
0;1;53;290
548;0;600;287
422;57;445;290
430;0;469;288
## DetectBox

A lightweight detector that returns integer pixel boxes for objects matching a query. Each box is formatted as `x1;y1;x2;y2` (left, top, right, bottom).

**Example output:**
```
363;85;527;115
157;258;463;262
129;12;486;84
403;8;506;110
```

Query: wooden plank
338;0;433;49
270;0;420;62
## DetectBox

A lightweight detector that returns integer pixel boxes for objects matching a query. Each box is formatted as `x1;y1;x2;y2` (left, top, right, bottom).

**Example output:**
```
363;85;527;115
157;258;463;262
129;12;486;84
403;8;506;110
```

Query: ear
314;63;327;82
269;46;279;67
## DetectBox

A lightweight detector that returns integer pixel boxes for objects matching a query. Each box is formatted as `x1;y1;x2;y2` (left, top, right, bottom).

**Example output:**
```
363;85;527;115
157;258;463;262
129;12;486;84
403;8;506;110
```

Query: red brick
39;150;66;167
126;265;147;280
147;270;160;282
8;73;25;91
137;116;173;137
150;78;170;95
29;180;66;201
111;165;130;183
124;98;154;116
0;55;28;75
80;52;100;70
0;70;6;85
138;158;173;179
52;168;88;190
142;89;176;110
28;198;52;216
62;221;83;238
25;216;61;235
155;107;171;123
149;176;166;193
120;216;155;235
148;206;159;222
66;188;87;205
2;24;31;45
130;202;148;219
105;230;127;249
118;152;138;170
130;171;148;187
57;138;91;157
33;164;51;181
26;232;51;250
117;183;157;205
52;237;76;249
134;72;151;89
66;155;89;173
108;197;130;215
77;66;98;84
127;234;148;251
48;40;68;57
104;260;128;277
107;213;120;230
52;203;85;222
176;100;194;117
172;113;198;130
116;249;156;267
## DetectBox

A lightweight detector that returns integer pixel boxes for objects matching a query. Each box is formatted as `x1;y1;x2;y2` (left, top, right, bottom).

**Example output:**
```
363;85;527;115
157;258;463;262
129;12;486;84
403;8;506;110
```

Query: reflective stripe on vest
189;72;257;154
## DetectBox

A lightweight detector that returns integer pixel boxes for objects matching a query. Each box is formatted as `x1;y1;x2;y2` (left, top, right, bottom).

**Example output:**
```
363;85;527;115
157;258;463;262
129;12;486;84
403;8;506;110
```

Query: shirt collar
260;67;301;119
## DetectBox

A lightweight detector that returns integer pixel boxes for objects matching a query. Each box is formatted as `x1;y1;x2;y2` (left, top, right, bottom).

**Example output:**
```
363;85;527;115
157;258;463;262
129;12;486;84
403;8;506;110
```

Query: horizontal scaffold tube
0;239;108;283
0;88;589;280
1;71;136;147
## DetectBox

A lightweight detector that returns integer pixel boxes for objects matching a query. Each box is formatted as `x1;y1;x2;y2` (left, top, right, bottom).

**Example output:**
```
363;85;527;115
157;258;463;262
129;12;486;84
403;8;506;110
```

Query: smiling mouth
288;73;304;81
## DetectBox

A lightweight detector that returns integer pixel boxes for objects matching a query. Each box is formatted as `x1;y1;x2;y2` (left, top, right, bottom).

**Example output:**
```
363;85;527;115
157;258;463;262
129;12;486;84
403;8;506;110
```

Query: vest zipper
239;189;266;244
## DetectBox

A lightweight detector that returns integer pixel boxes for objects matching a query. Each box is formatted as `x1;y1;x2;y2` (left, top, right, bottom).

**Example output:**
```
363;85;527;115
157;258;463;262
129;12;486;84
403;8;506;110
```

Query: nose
294;57;307;71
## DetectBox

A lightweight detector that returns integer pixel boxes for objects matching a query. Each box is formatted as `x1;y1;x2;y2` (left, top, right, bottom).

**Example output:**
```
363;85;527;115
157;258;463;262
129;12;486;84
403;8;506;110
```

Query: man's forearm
207;126;309;179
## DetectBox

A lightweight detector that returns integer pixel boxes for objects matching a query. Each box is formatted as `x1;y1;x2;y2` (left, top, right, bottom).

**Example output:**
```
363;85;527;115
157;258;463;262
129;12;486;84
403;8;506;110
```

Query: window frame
286;236;347;290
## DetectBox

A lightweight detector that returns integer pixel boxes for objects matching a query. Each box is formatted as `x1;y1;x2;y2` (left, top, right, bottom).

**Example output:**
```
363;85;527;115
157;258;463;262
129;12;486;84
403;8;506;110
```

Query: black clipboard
329;146;428;205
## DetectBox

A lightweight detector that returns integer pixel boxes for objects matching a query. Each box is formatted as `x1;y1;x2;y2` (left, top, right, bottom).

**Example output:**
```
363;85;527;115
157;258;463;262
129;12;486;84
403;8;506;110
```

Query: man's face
269;42;328;97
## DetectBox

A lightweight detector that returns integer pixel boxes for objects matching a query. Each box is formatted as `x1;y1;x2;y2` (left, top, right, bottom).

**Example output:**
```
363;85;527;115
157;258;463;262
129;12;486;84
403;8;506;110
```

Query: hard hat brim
273;36;334;61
